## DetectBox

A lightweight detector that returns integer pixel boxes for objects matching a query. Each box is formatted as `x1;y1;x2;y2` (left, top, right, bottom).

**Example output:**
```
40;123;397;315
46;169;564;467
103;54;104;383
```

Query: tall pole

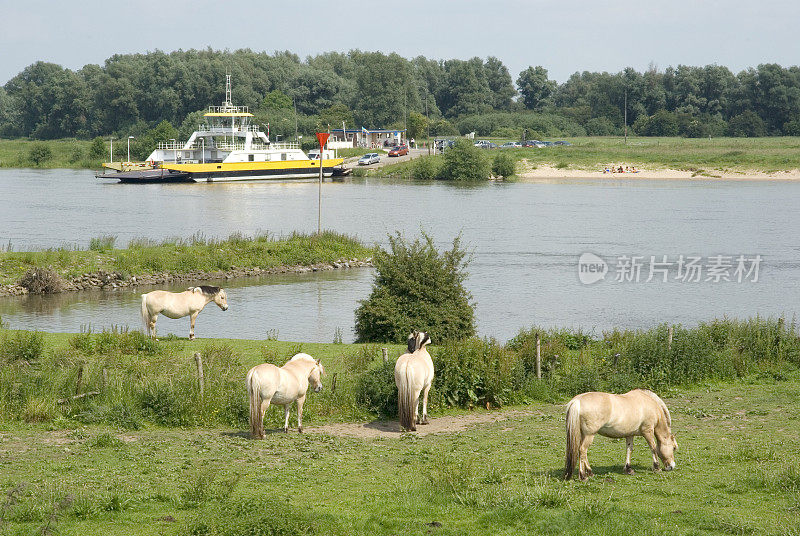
425;93;430;156
127;136;134;163
316;132;329;235
109;137;114;163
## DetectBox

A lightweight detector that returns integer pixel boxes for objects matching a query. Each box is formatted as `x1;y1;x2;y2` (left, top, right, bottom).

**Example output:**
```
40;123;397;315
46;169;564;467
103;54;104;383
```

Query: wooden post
382;348;388;363
75;363;84;395
331;372;337;394
536;333;542;379
193;352;204;399
668;326;673;351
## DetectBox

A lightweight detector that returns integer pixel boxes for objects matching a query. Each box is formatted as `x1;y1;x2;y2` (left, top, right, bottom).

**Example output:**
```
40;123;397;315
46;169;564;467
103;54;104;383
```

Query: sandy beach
515;164;800;182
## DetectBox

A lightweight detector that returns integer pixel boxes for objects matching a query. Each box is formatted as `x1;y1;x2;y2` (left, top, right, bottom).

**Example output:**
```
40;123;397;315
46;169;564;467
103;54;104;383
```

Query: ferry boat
99;75;346;183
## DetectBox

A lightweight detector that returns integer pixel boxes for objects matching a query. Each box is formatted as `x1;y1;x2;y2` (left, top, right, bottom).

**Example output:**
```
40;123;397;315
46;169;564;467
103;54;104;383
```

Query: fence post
668;326;673;351
536;333;542;379
193;352;205;399
382;348;388;363
75;363;84;395
331;372;337;394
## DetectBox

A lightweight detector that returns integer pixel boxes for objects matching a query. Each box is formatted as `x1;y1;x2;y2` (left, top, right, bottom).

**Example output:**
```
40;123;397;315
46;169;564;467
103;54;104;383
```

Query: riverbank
0;326;798;535
515;163;800;181
0;232;373;296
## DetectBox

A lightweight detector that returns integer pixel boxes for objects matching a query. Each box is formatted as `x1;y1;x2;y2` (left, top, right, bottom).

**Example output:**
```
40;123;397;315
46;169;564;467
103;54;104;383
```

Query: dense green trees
2;49;800;141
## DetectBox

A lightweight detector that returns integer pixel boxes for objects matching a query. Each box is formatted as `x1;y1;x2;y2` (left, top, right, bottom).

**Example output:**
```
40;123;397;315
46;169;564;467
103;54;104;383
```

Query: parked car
358;153;380;165
523;140;544;148
388;145;409;157
474;140;498;149
553;140;572;146
500;142;522;148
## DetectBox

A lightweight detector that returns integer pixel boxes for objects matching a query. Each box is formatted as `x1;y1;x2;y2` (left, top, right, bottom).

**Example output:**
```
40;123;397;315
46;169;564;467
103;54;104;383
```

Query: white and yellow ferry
99;76;345;183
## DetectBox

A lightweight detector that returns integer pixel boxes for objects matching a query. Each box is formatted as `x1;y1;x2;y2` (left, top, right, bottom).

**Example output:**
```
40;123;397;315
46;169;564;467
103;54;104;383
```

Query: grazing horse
564;389;678;480
394;330;434;431
140;286;228;340
246;353;324;439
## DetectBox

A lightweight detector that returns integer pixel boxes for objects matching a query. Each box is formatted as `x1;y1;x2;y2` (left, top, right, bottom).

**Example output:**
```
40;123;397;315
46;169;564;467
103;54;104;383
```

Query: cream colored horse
247;353;324;439
564;389;678;480
394;330;434;431
141;286;228;340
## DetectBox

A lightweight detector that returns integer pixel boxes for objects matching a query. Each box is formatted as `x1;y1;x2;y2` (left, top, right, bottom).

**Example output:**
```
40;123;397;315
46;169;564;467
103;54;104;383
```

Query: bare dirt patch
308;409;541;439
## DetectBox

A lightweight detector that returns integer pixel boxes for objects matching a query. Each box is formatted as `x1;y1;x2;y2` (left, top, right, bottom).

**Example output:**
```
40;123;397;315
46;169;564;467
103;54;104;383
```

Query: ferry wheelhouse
101;76;345;183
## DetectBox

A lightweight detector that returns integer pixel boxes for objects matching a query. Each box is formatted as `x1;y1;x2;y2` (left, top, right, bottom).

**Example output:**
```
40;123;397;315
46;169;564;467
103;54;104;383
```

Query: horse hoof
653;463;661;472
579;474;588;482
624;465;635;475
420;420;429;425
586;469;594;477
298;426;303;433
283;428;289;433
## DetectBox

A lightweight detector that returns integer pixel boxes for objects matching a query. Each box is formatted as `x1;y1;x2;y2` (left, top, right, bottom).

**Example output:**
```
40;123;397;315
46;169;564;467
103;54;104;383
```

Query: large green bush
438;138;490;181
492;152;516;178
433;337;517;407
411;155;440;180
354;232;475;343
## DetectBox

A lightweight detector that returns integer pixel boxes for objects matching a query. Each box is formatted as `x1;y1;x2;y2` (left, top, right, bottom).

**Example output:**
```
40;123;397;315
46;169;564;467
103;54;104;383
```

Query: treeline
1;49;800;146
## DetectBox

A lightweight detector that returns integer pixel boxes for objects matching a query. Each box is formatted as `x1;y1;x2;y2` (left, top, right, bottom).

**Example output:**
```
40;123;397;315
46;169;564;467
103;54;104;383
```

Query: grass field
0;139;102;169
0;329;798;535
0;232;372;286
374;136;800;178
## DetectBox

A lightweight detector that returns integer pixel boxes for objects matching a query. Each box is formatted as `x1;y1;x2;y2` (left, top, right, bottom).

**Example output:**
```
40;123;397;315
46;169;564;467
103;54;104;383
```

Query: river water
1;169;799;342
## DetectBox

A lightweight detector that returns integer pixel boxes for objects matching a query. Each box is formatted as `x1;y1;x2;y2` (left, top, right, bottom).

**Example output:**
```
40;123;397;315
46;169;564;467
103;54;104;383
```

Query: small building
329;128;406;149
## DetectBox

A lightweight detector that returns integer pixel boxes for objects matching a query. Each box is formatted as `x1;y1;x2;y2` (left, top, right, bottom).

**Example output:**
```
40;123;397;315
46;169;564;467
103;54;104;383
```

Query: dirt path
307;409;542;439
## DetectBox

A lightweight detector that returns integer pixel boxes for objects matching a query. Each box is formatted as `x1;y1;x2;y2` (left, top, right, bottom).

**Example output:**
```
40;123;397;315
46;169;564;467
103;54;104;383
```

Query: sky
1;0;799;86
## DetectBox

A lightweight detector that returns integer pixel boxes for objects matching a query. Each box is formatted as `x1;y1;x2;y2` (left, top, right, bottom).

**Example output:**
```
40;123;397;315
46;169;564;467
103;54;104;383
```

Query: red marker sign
315;132;330;148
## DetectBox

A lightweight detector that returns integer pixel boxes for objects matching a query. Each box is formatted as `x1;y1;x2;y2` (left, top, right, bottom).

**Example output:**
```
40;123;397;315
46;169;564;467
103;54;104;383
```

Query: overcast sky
1;0;799;86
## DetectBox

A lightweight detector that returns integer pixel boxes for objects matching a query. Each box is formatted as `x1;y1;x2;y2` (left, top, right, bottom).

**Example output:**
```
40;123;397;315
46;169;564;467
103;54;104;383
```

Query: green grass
0;138;103;169
374;136;800;177
0;329;798;535
0;231;372;286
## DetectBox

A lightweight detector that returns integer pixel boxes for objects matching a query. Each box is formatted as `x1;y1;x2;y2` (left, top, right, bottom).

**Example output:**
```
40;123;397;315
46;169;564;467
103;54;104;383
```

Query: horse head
309;359;324;393
210;288;228;311
415;331;431;351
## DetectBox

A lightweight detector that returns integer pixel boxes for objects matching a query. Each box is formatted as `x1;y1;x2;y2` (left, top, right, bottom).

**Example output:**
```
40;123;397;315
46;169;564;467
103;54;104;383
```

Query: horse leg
579;433;595;480
189;311;199;340
149;314;158;340
283;404;292;433
642;429;661;471
296;395;306;433
624;436;635;474
259;399;270;439
419;384;431;425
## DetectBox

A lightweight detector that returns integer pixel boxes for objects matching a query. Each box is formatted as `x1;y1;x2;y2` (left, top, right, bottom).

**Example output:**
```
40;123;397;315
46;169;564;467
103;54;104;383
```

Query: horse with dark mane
140;286;228;340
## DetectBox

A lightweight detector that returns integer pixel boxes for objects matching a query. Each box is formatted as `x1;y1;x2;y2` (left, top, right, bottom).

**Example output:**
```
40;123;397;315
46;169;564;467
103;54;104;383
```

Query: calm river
1;169;799;342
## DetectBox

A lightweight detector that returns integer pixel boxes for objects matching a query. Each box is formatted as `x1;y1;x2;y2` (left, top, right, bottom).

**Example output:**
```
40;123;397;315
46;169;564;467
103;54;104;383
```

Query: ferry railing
206;105;250;114
196;125;263;134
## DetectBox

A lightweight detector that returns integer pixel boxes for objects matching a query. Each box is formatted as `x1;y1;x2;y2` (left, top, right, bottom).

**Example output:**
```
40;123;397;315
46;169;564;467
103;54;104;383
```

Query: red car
388;145;409;157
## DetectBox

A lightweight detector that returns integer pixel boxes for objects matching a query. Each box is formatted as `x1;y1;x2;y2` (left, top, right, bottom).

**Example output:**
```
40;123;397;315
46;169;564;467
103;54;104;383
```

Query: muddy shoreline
0;258;372;297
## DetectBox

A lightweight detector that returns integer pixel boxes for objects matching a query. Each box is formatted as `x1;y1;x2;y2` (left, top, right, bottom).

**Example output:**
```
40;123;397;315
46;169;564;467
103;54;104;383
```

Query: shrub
492;152;516;178
354;232;475;343
438;138;490;181
411;155;440;180
355;358;397;416
434;337;516;407
88;137;106;159
18;267;65;294
27;143;53;166
0;330;45;363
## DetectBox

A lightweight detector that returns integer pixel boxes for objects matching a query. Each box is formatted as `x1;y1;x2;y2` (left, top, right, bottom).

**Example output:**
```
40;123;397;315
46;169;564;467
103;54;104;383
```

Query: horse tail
247;368;264;439
140;294;150;335
564;396;582;480
397;361;416;431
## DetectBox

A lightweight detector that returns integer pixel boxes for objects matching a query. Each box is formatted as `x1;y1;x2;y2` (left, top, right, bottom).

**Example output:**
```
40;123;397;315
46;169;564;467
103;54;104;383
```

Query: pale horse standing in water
246;353;324;439
564;389;678;480
140;286;228;340
395;331;434;431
